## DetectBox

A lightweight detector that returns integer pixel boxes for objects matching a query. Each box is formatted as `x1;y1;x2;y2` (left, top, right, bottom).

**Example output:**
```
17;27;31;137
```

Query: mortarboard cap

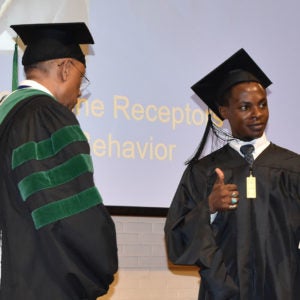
191;48;272;120
10;22;94;66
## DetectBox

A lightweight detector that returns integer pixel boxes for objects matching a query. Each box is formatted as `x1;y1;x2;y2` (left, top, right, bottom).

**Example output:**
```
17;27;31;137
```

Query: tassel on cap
12;38;18;91
185;113;213;165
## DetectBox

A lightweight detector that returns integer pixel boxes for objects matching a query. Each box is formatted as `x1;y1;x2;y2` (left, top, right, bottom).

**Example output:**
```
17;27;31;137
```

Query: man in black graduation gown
0;23;118;299
164;49;300;300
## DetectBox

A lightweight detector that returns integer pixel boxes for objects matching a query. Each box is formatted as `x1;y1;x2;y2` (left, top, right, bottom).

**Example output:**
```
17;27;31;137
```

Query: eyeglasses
69;60;90;92
57;60;90;92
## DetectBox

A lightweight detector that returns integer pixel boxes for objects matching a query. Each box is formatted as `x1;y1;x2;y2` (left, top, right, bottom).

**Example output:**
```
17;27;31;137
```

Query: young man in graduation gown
164;49;300;300
0;23;118;299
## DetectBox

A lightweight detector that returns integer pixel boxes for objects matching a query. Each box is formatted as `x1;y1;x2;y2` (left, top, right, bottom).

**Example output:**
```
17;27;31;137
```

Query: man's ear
218;105;228;120
59;59;71;81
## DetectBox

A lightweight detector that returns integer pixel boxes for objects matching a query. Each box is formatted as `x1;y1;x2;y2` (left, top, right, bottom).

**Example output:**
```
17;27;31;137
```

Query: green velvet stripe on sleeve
18;153;94;201
31;186;102;229
12;125;87;169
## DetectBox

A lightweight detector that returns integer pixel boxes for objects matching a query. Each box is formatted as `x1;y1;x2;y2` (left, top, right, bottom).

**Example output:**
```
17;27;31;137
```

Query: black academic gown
0;89;118;299
165;144;300;300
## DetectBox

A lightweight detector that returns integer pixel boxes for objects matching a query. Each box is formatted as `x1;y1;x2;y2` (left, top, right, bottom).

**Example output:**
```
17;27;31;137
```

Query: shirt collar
18;80;54;97
229;133;270;159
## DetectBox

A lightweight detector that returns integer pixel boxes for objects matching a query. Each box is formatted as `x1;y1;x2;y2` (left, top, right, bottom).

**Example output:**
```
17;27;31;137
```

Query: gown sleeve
7;95;118;299
164;162;238;299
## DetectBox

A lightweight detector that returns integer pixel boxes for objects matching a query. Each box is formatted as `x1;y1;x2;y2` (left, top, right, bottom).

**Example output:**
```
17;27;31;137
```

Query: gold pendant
246;175;256;199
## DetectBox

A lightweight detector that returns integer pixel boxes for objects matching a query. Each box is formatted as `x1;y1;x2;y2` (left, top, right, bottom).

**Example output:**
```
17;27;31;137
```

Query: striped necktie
240;144;255;165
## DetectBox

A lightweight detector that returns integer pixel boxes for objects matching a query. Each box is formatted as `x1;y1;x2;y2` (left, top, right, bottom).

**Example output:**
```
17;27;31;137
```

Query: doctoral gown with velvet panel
0;89;118;300
165;144;300;300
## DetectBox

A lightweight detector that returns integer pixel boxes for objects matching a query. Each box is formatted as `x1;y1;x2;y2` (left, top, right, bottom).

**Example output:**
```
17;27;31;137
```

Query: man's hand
208;168;239;213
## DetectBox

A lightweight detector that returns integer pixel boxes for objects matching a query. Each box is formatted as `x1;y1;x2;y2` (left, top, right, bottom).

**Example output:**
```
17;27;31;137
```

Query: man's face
219;82;269;141
56;59;86;110
65;60;86;110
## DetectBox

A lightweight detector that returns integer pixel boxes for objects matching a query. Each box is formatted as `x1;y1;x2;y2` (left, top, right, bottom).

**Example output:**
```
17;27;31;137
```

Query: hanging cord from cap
12;37;19;91
185;113;213;165
185;112;235;165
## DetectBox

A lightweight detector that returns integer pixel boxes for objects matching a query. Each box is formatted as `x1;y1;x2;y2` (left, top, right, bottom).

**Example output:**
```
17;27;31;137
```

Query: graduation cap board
191;48;272;120
10;22;94;66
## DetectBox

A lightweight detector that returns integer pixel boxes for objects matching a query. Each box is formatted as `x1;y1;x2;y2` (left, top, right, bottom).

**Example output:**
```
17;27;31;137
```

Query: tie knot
240;144;255;165
240;144;254;156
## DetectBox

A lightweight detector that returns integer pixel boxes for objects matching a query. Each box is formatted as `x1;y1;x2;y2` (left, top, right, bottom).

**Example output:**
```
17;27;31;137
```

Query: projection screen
0;1;299;213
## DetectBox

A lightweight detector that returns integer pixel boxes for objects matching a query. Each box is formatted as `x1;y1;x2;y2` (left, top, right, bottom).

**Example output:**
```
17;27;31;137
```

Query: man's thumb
215;167;224;184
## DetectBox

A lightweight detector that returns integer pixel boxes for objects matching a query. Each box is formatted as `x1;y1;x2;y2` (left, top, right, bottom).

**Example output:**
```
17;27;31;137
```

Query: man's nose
251;106;262;118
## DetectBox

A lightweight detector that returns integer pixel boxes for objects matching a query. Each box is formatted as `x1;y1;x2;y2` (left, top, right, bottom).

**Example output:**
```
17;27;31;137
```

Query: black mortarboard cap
10;22;94;66
191;48;272;120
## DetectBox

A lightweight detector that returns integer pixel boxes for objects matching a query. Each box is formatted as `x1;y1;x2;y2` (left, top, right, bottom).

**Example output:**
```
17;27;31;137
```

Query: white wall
99;216;200;300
